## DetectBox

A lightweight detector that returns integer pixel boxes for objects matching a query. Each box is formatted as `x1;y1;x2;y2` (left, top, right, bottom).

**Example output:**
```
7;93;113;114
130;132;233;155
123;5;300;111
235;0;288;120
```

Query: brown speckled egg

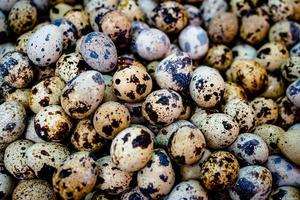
0;101;26;144
24;116;45;143
256;42;289;72
100;10;132;49
15;31;33;53
5;88;30;109
0;51;34;89
276;96;298;128
150;1;188;33
118;0;145;21
8;1;37;34
12;179;56;200
85;0;118;12
260;74;285;99
116;56;146;71
184;4;203;26
4;139;35;179
229;166;272;200
121;187;148;200
204;44;233;71
250;97;278;125
0;162;14;200
167;180;208;200
124;102;146;124
110;125;154;172
25;142;70;179
223;99;256;133
29;77;65;114
232;44;257;61
268;0;293;22
71;119;105;152
230;0;252;17
200;0;228;26
89;7;111;32
60;70;105;119
93;101;131;140
223;82;247;104
281;56;300;82
269;186;300;200
49;3;72;21
278;129;300;166
137;148;175;198
102;75;118;102
34;105;73;142
189;66;225;108
55;52;89;83
208;12;238;44
254;124;285;154
200;151;239;191
52;152;98;200
178;96;192;120
0;43;15;59
63;8;90;37
96;155;133;195
142;89;183;125
269;21;300;47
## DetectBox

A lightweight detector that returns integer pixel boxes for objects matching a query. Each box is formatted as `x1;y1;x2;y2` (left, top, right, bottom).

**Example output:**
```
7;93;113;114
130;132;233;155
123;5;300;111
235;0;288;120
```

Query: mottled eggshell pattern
52;152;98;200
4;88;30;109
71;119;104;152
223;99;256;133
229;166;273;200
63;8;90;37
179;25;209;60
269;21;300;47
0;162;14;200
0;101;26;144
204;44;233;71
167;180;208;200
137;149;175;199
230;0;252;17
269;186;300;200
286;79;300;108
189;66;225;108
24;116;45;143
135;28;170;61
89;7;112;32
223;82;247;104
276;96;298;128
184;4;202;26
4;140;35;179
268;0;293;22
124;102;146;124
229;133;269;165
142;89;183;125
200;0;228;26
199;113;239;149
60;70;105;119
121;187;148;200
278;129;300;166
29;77;66;114
80;32;117;72
118;0;145;21
0;51;34;89
260;73;285;99
8;1;37;34
232;44;257;61
34;105;73;142
93;101;131;140
281;56;300;82
200;151;239;191
113;65;152;103
15;31;33;54
12;179;56;200
155;51;193;92
27;24;63;66
96;155;133;195
110;125;154;172
250;97;278;126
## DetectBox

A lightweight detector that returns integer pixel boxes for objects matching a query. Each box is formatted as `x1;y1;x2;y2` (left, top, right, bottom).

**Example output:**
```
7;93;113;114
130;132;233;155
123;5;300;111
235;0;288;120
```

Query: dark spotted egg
50;3;72;22
281;56;300;82
24;116;45;143
167;180;208;200
250;97;278;126
204;44;233;72
124;102;146;124
118;0;145;21
287;79;300;108
89;7;111;32
269;186;300;200
102;74;118;102
232;44;257;61
0;162;14;199
269;21;300;47
63;8;90;37
268;0;293;22
121;187;148;200
260;73;285;99
15;31;33;54
184;4;202;26
199;0;227;26
223;82;247;105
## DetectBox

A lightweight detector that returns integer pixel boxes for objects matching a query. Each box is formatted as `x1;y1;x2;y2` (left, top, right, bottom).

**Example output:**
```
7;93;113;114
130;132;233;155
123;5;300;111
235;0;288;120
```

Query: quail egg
232;44;256;60
269;21;300;47
0;162;14;200
121;187;149;200
286;79;300;108
260;73;285;99
184;4;202;26
269;186;300;200
15;31;33;53
199;0;228;26
118;0;145;21
278;129;300;166
268;0;294;22
204;44;233;71
50;3;72;21
281;56;300;82
250;97;278;125
63;8;90;37
24;116;45;143
167;180;208;200
276;96;298;128
223;82;247;104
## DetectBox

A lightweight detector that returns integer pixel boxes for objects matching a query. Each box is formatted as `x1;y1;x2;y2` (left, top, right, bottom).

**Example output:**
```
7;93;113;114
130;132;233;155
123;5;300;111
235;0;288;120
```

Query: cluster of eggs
0;0;300;199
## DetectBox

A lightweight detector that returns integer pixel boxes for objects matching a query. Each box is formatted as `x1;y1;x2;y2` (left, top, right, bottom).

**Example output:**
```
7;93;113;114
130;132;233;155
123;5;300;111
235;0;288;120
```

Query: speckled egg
12;179;56;200
118;0;145;21
15;31;33;53
266;155;300;187
199;0;228;26
278;129;300;166
189;66;225;108
0;162;14;200
232;44;257;60
93;101;130;139
110;125;154;172
60;70;105;119
150;1;187;33
142;89;183;125
167;180;208;200
50;3;72;21
0;43;15;59
0;11;8;44
281;56;300;82
102;75;118;102
63;8;90;37
204;44;233;71
230;0;252;17
27;24;63;66
269;186;300;200
24;116;45;143
0;101;26;144
4;88;30;109
89;7;111;32
286;79;300;108
179;25;209;60
199;113;239;149
135;28;170;61
52;152;98;200
137;149;175;198
85;0;118;11
256;42;289;72
223;82;247;104
184;4;202;26
0;51;34;88
29;77;66;114
269;21;300;47
229;166;272;200
200;151;239;191
223;99;256;133
250;97;278;125
121;187;148;200
268;0;294;22
25;142;70;179
124;102;146;124
276;96;298;128
52;18;78;50
80;32;117;72
113;65;152;103
96;155;133;195
34;105;72;142
229;133;269;165
115;56;146;71
254;124;285;154
34;66;55;81
155;51;193;92
8;1;37;34
4;139;35;179
261;73;285;99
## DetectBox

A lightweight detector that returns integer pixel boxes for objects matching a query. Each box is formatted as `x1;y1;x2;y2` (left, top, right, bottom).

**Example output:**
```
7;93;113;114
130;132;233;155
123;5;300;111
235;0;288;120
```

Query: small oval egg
0;162;14;200
268;0;294;22
167;180;208;200
260;73;285;99
232;44;257;60
286;79;300;108
0;11;8;44
15;31;33;54
204;44;233;72
276;96;298;128
118;0;145;21
184;4;202;26
121;187;148;200
223;82;247;104
281;56;300;82
63;8;90;37
200;0;228;26
278;129;300;166
24;116;45;143
50;3;72;21
5;88;30;109
269;21;300;47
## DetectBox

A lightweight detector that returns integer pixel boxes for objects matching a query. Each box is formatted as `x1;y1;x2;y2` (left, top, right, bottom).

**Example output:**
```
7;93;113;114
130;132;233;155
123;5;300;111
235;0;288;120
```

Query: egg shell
124;102;146;124
89;7;111;32
27;24;63;66
200;0;227;26
0;162;14;200
278;129;300;166
121;187;149;200
269;186;300;200
0;11;8;44
52;152;98;200
250;97;278;126
260;73;285;99
232;44;257;60
184;4;202;26
281;56;300;82
223;82;247;104
286;79;300;108
102;74;118;102
15;31;33;54
268;0;294;22
24;116;45;143
290;42;300;56
0;43;15;59
63;8;90;37
4;88;30;109
269;21;300;47
84;0;118;11
230;0;252;17
118;0;145;21
137;0;157;18
50;3;72;21
60;70;105;119
276;96;298;128
204;44;233;71
167;180;208;200
110;125;154;172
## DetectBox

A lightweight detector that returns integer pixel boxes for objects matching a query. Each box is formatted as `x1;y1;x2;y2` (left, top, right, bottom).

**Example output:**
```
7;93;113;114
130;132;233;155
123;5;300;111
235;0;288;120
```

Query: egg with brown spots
281;56;300;82
49;3;72;21
15;31;33;54
124;102;146;124
276;96;298;128
60;70;105;119
52;152;98;200
278;129;300;166
204;44;233;71
24;116;45;143
232;44;257;61
34;105;73;142
223;82;247;105
63;8;90;37
260;73;285;99
268;0;294;22
167;180;208;200
200;151;239;191
230;0;252;17
250;97;278;126
121;187;148;200
0;162;14;199
110;125;154;172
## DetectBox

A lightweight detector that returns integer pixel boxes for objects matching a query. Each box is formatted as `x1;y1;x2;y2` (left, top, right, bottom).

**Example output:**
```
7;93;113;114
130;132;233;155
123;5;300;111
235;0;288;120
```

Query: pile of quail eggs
1;0;300;199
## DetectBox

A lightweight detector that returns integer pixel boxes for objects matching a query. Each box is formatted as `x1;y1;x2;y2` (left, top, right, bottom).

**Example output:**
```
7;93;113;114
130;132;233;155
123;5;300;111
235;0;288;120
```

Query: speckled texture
50;3;72;21
200;0;228;26
63;8;90;37
268;0;293;22
24;116;45;143
260;74;285;99
269;186;300;200
0;162;14;200
223;82;247;104
250;97;278;125
184;4;202;26
4;88;30;108
124;102;146;124
121;187;148;200
230;0;252;17
167;180;208;200
269;21;300;47
287;79;300;108
118;0;145;21
278;129;300;165
232;44;257;60
276;96;298;128
15;31;33;53
281;56;300;82
204;44;233;71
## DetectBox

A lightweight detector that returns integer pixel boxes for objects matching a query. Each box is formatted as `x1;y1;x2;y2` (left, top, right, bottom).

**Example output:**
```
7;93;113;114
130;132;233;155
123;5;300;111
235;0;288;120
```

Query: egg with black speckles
250;97;278;126
50;3;72;21
232;44;257;60
24;116;45;143
204;44;233;71
269;186;300;200
286;79;300;108
230;0;252;17
276;96;298;128
63;8;90;37
281;56;300;82
260;73;285;99
278;129;300;166
118;0;145;21
268;0;294;22
269;21;300;47
89;7;111;32
167;180;208;200
15;31;33;54
0;162;14;200
121;187;148;200
5;88;30;109
184;4;202;26
200;0;228;26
